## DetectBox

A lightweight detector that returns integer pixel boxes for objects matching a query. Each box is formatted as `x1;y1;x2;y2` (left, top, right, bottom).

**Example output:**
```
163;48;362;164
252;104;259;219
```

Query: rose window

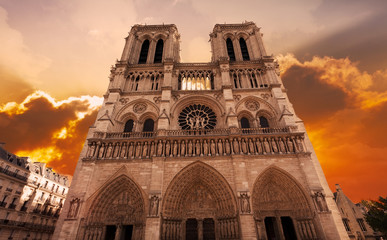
178;104;217;130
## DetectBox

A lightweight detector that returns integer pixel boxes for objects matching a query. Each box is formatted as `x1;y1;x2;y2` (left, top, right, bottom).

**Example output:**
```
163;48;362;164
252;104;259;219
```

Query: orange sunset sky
0;0;386;203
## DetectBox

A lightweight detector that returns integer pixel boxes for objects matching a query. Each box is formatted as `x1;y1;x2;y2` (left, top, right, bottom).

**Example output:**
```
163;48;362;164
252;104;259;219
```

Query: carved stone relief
133;103;147;113
245;100;260;111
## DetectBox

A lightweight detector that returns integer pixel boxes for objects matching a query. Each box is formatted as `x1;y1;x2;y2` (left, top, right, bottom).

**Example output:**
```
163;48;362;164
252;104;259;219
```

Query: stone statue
225;139;231;155
217;139;223;155
157;140;163;156
271;138;278;153
313;191;328;212
278;138;286;153
210;139;216;156
106;143;113;158
142;142;148;158
113;143;120;158
287;137;294;152
135;142;142;158
149;195;159;216
67;198;81;218
233;138;240;154
128;142;134;158
173;140;178;157
87;143;95;158
98;144;105;158
241;139;248;154
188;140;193;156
255;138;263;154
240;193;251;213
263;138;270;154
165;141;171;157
248;139;255;154
195;140;201;156
150;141;155;156
203;140;208;156
180;140;186;156
120;143;127;158
296;137;304;152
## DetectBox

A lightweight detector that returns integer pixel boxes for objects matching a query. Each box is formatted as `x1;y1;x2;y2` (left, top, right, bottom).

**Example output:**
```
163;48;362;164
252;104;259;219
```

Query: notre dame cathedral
53;22;349;239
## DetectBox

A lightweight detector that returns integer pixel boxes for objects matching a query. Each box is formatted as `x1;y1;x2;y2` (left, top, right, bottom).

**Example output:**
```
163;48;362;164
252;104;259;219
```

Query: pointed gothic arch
161;161;240;239
252;166;317;239
83;174;146;239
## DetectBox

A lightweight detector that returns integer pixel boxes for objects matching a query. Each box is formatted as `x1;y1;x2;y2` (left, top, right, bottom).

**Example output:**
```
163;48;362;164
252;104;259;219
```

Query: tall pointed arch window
154;39;164;63
138;40;150;64
143;119;155;132
240;117;250;129
259;116;269;128
226;38;236;62
239;38;250;61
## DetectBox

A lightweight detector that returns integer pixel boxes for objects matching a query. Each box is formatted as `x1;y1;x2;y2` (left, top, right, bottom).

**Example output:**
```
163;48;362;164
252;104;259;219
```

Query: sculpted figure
149;195;159;216
287;137;294;152
173;140;178;157
255;138;263;154
278;138;286;153
157;140;163;156
217;139;223;155
120;143;127;158
98;144;105;158
248;139;255;154
241;139;248;154
135;142;141;158
263;138;271;153
313;191;328;212
113;143;120;158
165;141;171;157
233;138;240;154
203;140;208;156
128;142;134;158
188;140;193;156
210;139;216;156
180;140;186;156
195;140;201;156
106;143;113;158
142;142;148;158
225;139;231;155
271;138;278;153
87;143;95;158
240;193;251;213
150;141;155;156
296;137;304;152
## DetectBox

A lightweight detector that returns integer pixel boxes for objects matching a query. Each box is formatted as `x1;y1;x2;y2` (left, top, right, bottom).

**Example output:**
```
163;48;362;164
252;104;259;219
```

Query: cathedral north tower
53;22;349;240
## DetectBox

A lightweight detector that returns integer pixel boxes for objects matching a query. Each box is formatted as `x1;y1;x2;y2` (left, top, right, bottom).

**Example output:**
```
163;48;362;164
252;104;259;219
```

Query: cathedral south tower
53;22;349;240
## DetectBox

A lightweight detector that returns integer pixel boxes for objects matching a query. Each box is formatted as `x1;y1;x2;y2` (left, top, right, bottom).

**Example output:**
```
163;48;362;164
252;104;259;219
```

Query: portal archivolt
81;175;146;240
162;161;240;240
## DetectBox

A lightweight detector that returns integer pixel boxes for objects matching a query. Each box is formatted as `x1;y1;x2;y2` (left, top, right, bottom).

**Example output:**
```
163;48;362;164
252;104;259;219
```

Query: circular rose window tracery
178;104;217;130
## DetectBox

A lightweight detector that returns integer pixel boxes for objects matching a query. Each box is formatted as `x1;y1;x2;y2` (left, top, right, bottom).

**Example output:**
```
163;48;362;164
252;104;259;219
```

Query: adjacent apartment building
0;144;69;240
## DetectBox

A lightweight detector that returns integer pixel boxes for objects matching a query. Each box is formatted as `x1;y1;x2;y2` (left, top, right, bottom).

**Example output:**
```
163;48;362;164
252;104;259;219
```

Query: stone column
198;219;203;240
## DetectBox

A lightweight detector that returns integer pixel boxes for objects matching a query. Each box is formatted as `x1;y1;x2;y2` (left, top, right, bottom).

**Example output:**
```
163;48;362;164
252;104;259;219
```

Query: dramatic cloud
279;54;387;202
0;91;103;175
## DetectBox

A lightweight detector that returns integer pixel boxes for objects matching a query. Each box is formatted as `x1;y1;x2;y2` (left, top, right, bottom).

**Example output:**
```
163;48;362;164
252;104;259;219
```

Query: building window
124;119;134;133
62;188;66;195
138;40;150;64
342;218;351;232
44;181;48;188
178;104;217;130
357;219;367;231
226;38;236;61
154;39;164;63
259;116;269;128
240;117;250;129
178;71;214;90
239;38;250;61
143;119;155;132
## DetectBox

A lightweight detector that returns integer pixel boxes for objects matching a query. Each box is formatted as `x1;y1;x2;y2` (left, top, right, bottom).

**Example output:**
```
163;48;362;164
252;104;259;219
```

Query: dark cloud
281;65;348;123
294;10;387;72
0;66;35;103
359;102;387;148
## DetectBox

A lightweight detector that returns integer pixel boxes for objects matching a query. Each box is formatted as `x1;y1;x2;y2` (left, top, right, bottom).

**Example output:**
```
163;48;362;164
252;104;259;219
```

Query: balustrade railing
0;167;28;181
85;127;305;161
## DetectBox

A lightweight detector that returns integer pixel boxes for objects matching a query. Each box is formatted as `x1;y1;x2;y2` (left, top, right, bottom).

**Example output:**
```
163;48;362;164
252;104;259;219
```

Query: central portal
161;162;240;239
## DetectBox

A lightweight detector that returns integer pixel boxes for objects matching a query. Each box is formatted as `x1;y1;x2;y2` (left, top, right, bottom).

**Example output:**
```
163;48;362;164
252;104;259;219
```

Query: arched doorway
162;162;240;240
252;167;317;240
82;175;146;240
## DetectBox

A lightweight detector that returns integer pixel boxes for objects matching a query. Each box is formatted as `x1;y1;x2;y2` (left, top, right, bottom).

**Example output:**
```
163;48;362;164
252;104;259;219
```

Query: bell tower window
259;116;269;128
226;38;236;62
138;40;150;64
154;39;164;63
239;38;250;61
124;120;134;132
143;119;155;132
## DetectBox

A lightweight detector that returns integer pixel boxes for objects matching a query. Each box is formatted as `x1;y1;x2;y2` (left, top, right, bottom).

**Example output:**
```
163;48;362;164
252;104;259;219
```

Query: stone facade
334;185;382;240
53;22;349;239
0;144;69;240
